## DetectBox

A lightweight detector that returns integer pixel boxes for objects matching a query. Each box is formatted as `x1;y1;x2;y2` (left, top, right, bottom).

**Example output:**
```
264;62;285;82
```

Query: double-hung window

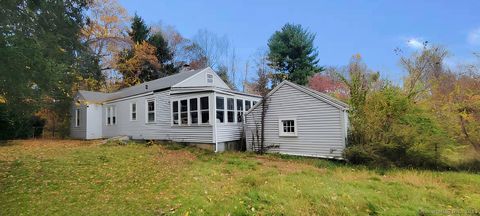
279;119;297;137
180;99;188;125
216;96;224;123
106;106;116;125
172;101;179;125
189;98;198;124
146;99;155;123
236;99;243;123
227;98;235;123
75;109;80;127
200;97;209;124
130;103;137;121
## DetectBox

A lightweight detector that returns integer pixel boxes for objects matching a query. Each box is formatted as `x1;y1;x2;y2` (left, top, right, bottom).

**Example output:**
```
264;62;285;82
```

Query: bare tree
192;29;229;69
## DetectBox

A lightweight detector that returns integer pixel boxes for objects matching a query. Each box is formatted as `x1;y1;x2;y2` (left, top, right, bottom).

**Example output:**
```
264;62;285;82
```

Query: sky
119;0;480;84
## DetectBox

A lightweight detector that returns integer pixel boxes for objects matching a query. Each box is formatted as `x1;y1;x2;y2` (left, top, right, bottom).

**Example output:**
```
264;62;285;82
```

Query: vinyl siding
102;90;214;143
70;104;87;139
245;84;346;158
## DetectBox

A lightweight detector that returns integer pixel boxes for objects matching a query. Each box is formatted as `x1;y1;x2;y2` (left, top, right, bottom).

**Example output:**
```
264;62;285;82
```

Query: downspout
213;91;218;152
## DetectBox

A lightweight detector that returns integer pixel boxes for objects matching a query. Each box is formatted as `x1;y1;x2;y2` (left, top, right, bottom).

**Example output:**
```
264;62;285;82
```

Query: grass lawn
0;139;479;215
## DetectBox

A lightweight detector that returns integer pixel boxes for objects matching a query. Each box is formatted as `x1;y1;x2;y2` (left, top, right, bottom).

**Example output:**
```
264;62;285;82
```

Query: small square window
279;119;297;137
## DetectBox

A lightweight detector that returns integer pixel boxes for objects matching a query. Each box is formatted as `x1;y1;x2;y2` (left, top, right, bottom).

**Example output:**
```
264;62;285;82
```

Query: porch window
227;98;235;123
130;103;137;121
245;100;251;111
279;119;297;137
180;99;188;125
146;99;155;123
190;98;198;124
172;101;179;125
236;99;243;122
200;97;209;124
216;96;224;123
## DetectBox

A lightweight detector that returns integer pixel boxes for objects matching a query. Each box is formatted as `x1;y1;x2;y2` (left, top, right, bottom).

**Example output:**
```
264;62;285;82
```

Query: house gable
173;67;230;89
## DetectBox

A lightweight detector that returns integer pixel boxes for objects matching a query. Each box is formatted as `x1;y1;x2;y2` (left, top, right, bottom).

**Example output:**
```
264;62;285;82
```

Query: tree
115;41;161;87
0;0;90;138
267;23;323;86
81;0;129;79
129;13;150;44
148;32;176;75
308;67;348;100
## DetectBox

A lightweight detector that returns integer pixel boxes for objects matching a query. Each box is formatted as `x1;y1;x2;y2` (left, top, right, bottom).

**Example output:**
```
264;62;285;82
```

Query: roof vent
145;84;148;90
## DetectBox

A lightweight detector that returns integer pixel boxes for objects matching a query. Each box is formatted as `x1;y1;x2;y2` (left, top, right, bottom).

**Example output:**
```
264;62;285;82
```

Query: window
236;99;243;123
245;100;251;111
180;99;188;125
190;98;198;124
172;101;179;125
75;109;80;127
146;99;155;123
207;73;214;84
200;97;209;124
130;103;137;121
106;106;116;125
279;119;297;137
227;98;234;123
216;96;224;123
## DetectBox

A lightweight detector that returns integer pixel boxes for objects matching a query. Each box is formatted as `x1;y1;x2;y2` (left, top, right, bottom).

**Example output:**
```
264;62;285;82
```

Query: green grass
0;139;479;215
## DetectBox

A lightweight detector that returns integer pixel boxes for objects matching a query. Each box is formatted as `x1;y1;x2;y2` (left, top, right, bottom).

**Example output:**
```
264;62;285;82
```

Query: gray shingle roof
77;67;207;103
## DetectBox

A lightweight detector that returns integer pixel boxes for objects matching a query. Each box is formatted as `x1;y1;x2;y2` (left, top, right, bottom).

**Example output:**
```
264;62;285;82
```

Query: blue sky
119;0;480;84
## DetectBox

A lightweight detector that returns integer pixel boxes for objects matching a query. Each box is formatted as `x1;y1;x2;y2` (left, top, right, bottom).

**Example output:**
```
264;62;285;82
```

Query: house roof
246;80;349;114
76;67;207;103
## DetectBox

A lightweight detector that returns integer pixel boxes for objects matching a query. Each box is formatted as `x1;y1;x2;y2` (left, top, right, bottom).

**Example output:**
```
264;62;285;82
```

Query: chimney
181;63;191;71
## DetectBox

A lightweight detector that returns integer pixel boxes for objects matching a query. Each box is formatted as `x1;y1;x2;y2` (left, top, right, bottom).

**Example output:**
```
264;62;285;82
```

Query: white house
70;67;261;151
245;80;349;159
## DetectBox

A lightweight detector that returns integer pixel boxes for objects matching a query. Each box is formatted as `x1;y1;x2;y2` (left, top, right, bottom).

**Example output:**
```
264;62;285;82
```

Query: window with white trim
130;103;137;121
200;97;209;124
245;100;251;111
146;99;155;123
216;96;224;123
172;96;209;126
236;99;243;122
75;108;80;127
279;119;297;137
172;101;179;125
190;98;198;124
106;106;116;125
180;99;188;125
207;73;214;84
227;98;234;123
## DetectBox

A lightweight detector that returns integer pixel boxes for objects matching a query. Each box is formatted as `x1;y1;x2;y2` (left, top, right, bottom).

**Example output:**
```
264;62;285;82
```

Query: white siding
173;68;230;89
245;84;346;158
102;90;214;143
70;104;87;139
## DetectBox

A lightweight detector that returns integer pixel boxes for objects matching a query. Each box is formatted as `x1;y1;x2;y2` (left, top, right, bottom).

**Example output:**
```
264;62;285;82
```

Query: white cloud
468;28;480;45
406;38;425;49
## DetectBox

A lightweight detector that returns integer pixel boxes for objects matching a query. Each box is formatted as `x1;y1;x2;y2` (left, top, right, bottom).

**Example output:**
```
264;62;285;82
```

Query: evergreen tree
128;13;150;44
267;23;323;86
148;32;177;75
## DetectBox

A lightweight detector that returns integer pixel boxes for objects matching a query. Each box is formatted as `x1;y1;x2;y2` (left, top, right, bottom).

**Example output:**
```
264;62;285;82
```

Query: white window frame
130;103;137;121
75;108;80;127
226;97;235;123
105;106;116;126
236;99;244;123
206;73;214;84
146;99;156;123
278;118;297;137
171;96;211;126
216;96;225;123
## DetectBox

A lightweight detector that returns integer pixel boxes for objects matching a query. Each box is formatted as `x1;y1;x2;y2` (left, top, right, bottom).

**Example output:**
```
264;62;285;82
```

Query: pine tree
128;13;150;44
267;23;323;86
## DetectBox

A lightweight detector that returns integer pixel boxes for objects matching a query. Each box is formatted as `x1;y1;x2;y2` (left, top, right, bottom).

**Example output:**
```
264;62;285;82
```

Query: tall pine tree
128;13;150;44
267;23;323;86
